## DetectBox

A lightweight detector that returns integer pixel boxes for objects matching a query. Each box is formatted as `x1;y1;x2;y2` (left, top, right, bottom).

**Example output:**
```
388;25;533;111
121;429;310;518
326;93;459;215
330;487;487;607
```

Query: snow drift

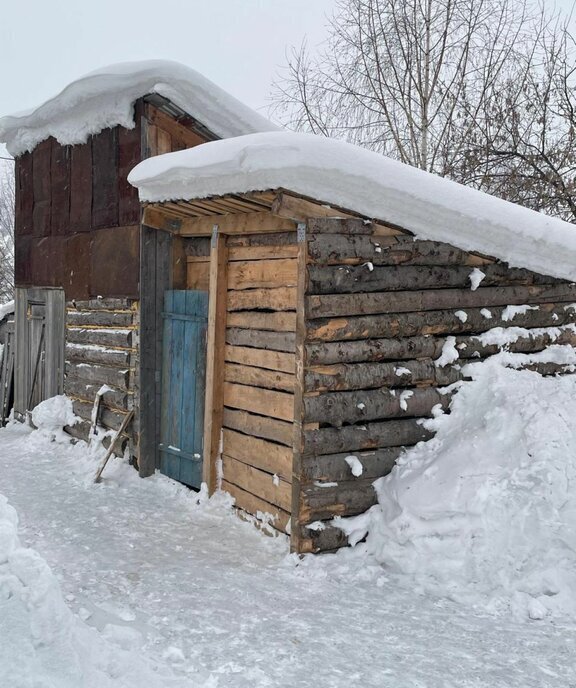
0;492;84;686
31;395;79;441
129;131;576;281
0;60;278;156
0;438;211;687
338;352;576;620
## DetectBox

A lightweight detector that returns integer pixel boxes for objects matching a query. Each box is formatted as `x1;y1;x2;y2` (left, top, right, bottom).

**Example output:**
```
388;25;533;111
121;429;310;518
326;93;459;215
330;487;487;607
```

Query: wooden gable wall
13;99;213;300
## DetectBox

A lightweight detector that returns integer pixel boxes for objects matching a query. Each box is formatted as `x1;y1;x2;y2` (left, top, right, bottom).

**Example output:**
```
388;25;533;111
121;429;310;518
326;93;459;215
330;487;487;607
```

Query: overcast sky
1;0;574;163
0;0;334;152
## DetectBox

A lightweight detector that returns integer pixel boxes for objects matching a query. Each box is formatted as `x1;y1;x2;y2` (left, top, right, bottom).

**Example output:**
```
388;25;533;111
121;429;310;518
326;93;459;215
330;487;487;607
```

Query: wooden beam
142;206;187;233
272;192;349;222
290;223;309;553
272;193;406;236
146;104;207;149
143;205;296;236
202;226;229;493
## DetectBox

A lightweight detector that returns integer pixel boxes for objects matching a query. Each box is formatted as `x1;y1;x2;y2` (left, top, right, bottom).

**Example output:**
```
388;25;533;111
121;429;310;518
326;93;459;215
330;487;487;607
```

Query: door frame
139;224;228;491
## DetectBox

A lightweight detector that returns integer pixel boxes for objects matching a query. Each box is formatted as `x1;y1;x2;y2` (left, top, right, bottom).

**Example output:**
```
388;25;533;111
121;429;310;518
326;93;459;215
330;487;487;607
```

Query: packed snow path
1;423;575;688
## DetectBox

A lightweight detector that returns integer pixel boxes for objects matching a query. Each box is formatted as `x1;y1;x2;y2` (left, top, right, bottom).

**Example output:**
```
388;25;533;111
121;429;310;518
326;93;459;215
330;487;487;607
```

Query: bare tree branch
0;164;15;302
271;0;576;222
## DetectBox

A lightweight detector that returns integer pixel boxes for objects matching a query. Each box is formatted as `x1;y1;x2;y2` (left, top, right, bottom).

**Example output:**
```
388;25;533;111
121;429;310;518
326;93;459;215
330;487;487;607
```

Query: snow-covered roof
0;60;278;156
128;131;576;281
0;301;14;322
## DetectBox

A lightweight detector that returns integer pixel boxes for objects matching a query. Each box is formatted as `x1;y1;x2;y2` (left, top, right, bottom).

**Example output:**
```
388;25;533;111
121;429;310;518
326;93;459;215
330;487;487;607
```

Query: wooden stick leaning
93;410;134;483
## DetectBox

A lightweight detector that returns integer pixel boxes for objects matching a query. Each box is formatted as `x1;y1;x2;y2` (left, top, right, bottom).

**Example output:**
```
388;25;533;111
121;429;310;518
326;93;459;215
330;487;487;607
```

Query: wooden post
138;226;172;478
202;226;228;494
290;222;308;553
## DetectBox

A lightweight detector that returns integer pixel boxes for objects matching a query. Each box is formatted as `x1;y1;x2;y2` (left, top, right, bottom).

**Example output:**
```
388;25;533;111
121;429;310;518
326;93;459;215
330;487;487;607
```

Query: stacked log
297;219;576;553
63;298;138;458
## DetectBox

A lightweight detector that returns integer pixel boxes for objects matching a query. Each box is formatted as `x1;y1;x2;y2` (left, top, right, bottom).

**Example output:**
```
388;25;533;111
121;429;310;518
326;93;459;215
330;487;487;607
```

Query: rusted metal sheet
50;138;70;235
14;235;32;286
32;139;51;237
30;236;64;287
70;141;92;232
64;233;91;299
92;127;119;229
118;107;142;226
14;158;22;239
90;225;140;298
18;152;34;236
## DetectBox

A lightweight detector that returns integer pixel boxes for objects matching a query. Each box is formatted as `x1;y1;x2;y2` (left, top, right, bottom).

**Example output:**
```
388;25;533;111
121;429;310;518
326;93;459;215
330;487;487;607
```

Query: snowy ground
1;422;576;687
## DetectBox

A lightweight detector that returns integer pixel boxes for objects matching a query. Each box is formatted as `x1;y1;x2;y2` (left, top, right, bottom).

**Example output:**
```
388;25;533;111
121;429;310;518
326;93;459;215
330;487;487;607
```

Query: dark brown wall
14;99;212;300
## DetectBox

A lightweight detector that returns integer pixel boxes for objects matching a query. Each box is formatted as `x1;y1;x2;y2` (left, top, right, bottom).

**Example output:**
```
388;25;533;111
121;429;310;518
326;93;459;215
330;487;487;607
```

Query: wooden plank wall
0;318;15;424
216;231;299;534
144;103;209;157
13;287;65;420
14;99;211;301
296;218;576;553
15;129;141;299
64;298;139;459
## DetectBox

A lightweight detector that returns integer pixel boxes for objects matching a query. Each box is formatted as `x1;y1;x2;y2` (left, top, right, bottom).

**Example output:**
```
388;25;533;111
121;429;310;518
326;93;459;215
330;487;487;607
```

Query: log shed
129;130;576;553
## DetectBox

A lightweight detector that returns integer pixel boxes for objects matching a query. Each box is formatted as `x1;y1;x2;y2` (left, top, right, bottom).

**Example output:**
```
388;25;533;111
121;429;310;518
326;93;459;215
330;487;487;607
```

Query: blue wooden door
159;290;209;489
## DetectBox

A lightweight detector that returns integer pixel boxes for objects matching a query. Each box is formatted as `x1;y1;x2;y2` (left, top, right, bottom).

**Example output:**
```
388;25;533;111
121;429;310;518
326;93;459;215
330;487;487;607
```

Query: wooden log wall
63;298;139;459
296;218;576;553
217;231;300;534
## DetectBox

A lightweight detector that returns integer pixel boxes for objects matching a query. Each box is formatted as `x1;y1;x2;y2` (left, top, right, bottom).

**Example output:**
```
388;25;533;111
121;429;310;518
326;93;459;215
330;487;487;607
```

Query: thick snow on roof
0;60;278;156
0;301;14;322
129;131;576;281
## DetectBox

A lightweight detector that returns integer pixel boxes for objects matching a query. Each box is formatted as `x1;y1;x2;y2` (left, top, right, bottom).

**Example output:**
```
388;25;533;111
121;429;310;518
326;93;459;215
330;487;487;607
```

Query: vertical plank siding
49;137;70;235
18;152;34;235
12;97;211;300
91;126;119;229
31;139;52;237
118;109;142;226
13;287;65;421
297;219;576;554
69;140;93;232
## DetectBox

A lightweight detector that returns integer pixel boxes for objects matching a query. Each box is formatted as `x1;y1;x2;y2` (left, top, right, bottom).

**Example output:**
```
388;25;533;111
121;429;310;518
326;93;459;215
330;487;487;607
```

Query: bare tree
0;164;15;303
464;17;576;220
272;0;576;219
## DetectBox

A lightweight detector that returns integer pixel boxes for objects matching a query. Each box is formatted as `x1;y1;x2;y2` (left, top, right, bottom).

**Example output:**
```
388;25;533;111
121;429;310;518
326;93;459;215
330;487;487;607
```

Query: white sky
0;0;574;164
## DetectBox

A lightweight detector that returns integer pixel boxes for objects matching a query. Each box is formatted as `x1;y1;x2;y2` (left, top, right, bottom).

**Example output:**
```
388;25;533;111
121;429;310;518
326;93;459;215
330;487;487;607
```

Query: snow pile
0;452;217;687
0;60;278;156
130;131;576;281
31;395;79;441
337;354;576;620
0;491;83;687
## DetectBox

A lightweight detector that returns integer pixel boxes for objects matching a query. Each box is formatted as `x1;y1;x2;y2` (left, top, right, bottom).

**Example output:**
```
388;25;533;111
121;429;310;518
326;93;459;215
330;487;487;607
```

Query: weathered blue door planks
159;290;209;489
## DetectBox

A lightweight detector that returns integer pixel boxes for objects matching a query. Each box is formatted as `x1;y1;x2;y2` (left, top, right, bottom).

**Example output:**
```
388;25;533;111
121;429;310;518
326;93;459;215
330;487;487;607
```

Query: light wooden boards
219;231;299;535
